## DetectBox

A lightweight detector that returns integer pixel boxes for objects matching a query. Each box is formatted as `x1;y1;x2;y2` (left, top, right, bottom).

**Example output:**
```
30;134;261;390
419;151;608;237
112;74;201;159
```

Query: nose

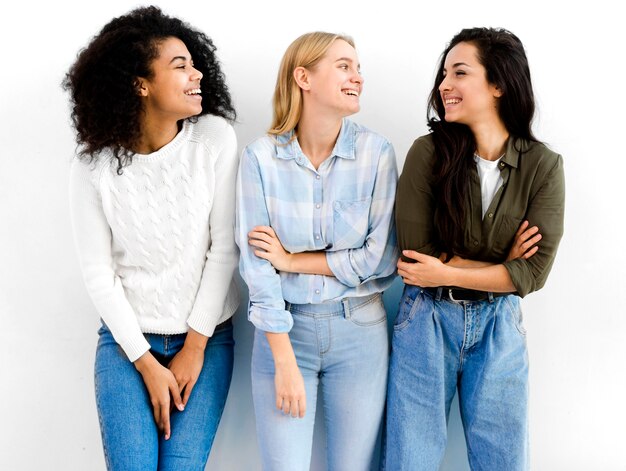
191;66;203;81
352;69;364;86
439;74;451;92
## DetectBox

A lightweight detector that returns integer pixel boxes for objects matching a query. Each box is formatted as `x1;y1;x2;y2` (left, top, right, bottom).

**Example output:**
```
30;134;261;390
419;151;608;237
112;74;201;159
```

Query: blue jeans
95;320;234;471
385;285;529;471
252;293;388;471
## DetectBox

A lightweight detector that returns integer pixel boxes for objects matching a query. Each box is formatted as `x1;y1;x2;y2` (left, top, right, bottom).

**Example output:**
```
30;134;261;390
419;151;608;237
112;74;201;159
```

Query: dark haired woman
385;28;565;470
64;6;239;469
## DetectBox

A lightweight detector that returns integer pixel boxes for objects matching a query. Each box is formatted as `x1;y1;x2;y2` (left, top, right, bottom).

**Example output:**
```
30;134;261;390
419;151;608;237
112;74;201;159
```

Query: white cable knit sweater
70;115;240;362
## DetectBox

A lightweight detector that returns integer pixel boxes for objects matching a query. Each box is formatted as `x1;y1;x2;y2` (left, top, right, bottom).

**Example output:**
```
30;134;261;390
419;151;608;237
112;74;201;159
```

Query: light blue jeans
252;293;388;471
94;320;234;471
385;285;529;470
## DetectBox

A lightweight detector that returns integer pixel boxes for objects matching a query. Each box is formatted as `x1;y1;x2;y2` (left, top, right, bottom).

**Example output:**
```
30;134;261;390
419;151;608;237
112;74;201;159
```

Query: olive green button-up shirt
395;134;565;297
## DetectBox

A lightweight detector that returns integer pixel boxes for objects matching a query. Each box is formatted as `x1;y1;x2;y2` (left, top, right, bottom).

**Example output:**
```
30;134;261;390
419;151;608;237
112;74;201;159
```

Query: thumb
402;250;424;262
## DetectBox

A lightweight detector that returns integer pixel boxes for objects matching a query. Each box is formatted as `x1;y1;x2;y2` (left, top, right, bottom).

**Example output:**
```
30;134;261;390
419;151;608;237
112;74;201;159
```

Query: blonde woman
236;32;398;470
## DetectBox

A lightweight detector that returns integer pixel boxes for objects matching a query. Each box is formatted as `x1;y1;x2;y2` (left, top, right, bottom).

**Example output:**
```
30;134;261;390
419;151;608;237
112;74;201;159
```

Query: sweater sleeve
187;123;240;336
69;159;150;362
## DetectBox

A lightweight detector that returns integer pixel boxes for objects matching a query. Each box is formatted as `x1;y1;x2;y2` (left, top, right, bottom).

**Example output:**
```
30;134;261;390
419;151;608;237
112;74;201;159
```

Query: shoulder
242;134;278;161
516;139;563;174
348;119;393;149
187;114;236;149
404;133;436;171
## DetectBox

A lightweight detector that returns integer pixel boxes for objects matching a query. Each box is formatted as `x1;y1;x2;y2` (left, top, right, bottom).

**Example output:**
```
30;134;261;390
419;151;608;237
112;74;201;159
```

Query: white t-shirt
474;154;503;218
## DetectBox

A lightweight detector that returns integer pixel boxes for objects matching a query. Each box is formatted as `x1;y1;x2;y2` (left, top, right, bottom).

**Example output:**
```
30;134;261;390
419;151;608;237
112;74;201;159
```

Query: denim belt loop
285;301;291;312
342;298;351;319
435;287;443;301
488;292;495;303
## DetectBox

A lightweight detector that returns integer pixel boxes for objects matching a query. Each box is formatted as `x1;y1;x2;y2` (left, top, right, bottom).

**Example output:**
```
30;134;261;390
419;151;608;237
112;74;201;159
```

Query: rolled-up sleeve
235;146;293;333
504;154;565;297
326;140;399;286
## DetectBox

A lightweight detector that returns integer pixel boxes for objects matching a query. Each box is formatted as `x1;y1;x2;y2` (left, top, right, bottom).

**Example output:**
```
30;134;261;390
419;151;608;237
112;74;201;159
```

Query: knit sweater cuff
118;335;151;363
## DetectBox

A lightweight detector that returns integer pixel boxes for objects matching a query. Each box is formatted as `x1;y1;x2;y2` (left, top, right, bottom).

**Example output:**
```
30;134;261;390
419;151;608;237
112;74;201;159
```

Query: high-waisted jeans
385;285;529;471
95;319;234;471
252;293;389;471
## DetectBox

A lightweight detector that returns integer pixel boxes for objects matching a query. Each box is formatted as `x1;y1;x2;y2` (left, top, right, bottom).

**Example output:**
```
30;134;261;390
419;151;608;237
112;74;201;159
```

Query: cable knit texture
70;115;240;361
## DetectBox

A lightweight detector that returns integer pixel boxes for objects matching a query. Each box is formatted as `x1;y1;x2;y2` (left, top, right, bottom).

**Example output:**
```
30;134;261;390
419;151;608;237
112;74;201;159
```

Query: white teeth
445;98;460;104
343;89;359;97
185;88;201;95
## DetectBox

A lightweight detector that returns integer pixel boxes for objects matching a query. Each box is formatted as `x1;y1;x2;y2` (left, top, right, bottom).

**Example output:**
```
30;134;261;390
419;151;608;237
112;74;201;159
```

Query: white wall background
1;0;624;469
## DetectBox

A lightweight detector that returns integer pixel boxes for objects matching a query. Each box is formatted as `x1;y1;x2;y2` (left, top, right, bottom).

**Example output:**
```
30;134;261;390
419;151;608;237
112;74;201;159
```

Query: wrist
134;351;157;374
184;328;208;352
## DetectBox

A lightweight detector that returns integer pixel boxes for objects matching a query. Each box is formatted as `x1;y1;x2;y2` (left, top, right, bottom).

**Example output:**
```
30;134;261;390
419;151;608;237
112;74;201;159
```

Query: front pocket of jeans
504;296;526;336
393;291;422;332
348;296;386;326
332;197;371;249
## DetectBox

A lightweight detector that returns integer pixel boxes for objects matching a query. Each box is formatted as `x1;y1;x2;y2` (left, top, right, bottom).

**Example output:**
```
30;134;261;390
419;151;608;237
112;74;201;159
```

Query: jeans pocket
504;295;526;336
332;197;372;249
348;296;386;327
393;287;422;332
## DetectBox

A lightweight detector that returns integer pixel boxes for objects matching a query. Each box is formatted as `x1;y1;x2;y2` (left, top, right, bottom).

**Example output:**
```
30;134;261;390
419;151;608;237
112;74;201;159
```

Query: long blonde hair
268;32;355;137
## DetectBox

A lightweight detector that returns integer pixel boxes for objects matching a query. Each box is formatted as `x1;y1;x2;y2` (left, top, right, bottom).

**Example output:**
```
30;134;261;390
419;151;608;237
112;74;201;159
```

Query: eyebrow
169;56;190;64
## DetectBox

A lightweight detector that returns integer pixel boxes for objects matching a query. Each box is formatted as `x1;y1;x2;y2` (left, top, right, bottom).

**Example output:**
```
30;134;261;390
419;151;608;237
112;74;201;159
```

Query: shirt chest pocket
332;196;371;249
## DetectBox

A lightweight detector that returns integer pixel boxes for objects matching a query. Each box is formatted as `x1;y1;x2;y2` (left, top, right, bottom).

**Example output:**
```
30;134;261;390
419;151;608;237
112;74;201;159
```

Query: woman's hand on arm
134;352;184;440
167;329;208;407
506;220;541;261
249;226;333;276
265;332;306;418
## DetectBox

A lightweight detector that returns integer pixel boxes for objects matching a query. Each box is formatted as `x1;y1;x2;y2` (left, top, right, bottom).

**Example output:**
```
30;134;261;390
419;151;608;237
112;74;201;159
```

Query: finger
522;245;539;259
276;395;283;411
519;225;540;242
402;250;423;261
161;403;171;440
254;249;271;260
291;401;299;418
298;396;307;419
249;239;272;251
251;226;274;236
182;380;195;406
169;380;184;412
282;399;291;415
248;231;274;243
153;404;162;432
515;220;530;237
520;233;542;251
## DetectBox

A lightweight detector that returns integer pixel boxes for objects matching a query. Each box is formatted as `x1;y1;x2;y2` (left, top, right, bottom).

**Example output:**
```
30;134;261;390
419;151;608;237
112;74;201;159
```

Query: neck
296;107;343;169
135;115;181;154
471;118;509;161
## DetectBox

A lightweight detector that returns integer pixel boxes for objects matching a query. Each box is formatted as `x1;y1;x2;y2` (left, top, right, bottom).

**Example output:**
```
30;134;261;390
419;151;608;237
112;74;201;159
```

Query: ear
293;66;311;91
135;78;149;97
493;85;503;98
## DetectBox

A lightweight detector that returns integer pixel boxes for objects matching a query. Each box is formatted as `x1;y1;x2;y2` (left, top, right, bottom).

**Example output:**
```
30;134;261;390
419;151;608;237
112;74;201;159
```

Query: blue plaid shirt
236;119;399;333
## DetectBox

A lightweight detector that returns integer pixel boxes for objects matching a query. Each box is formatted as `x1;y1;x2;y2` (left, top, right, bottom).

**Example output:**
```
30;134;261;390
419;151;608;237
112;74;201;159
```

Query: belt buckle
448;288;461;303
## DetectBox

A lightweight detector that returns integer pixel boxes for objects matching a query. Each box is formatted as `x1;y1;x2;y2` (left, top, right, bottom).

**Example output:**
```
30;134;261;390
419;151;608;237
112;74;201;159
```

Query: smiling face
138;36;203;124
301;39;363;118
438;41;502;128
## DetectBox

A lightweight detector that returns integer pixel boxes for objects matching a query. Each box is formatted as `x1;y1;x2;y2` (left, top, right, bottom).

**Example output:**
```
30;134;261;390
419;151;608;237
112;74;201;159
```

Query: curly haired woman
64;6;239;470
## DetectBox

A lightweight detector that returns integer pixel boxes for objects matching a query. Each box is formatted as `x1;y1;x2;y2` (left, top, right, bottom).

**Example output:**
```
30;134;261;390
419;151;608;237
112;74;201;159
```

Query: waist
286;293;381;316
422;287;512;303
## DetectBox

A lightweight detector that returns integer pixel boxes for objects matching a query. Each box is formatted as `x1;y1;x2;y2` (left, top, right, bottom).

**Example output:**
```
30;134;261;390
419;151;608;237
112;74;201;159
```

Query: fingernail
178;404;185;411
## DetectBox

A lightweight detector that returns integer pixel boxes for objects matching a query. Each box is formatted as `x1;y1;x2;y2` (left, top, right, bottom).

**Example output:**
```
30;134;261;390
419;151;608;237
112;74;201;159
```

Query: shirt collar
501;137;531;169
275;118;356;161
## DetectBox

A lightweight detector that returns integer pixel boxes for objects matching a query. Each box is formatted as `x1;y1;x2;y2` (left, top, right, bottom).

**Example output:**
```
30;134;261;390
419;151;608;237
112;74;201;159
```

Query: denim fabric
251;293;388;471
94;320;234;471
236;118;398;333
385;285;529;471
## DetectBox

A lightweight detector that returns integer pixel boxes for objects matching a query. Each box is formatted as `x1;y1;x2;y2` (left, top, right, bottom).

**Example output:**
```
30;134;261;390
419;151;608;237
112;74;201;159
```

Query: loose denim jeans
385;285;529;471
95;320;234;471
252;293;388;471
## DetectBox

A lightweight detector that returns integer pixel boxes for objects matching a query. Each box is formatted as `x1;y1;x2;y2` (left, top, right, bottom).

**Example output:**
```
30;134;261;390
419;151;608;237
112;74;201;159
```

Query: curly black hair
63;5;236;173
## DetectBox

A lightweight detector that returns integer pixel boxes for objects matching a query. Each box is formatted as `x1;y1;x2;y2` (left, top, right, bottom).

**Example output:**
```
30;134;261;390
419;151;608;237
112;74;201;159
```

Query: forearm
265;332;298;368
287;252;334;276
444;255;494;269
447;264;515;292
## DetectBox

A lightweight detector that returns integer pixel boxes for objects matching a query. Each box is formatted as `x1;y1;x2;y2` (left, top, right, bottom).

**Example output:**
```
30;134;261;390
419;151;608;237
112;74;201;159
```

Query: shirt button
499;162;505;167
473;240;479;246
315;204;321;209
316;175;321;180
488;212;493;218
315;289;320;294
315;235;320;240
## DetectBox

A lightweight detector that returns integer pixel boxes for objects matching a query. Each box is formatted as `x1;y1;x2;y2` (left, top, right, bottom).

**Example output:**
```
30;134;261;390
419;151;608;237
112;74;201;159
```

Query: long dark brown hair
427;27;537;256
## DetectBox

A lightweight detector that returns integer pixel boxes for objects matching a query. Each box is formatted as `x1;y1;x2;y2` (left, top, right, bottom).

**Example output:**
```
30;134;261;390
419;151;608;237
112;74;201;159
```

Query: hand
134;352;184;440
168;330;206;407
507;220;541;261
248;226;292;271
398;250;451;287
274;361;307;418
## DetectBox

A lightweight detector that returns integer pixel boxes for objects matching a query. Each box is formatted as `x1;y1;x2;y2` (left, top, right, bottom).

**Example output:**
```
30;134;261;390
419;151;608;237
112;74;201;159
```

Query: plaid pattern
236;119;399;333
